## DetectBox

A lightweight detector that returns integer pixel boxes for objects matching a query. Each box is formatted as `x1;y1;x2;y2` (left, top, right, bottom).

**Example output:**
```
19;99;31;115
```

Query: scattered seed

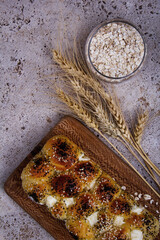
144;194;151;200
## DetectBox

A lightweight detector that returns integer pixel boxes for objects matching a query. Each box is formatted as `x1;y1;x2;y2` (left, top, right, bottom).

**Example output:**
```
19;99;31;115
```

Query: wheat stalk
106;96;131;141
53;50;86;78
56;88;99;130
53;48;160;183
59;74;160;182
132;110;160;179
121;138;160;188
97;131;160;198
134;110;149;144
53;49;160;177
56;82;160;186
53;50;131;141
56;88;160;198
131;110;160;175
66;77;121;138
94;104;122;138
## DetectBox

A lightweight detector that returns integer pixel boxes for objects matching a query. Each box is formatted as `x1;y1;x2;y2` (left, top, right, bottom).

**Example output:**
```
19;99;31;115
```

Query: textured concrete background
0;0;160;239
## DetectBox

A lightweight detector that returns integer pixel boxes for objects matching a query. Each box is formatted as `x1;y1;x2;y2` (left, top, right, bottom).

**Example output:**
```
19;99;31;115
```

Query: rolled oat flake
89;22;145;78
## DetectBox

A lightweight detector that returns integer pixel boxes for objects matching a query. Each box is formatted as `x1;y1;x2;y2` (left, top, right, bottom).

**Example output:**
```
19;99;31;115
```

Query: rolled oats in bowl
85;19;146;82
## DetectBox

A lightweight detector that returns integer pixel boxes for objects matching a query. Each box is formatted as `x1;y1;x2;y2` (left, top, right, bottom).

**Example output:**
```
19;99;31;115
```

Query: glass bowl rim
85;18;147;83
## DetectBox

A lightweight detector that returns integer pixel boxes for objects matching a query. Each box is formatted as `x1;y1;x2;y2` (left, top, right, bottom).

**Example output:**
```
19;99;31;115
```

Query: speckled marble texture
0;0;160;239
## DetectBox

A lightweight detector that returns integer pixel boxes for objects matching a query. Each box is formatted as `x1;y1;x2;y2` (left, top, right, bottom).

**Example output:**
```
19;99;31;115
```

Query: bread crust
21;135;159;239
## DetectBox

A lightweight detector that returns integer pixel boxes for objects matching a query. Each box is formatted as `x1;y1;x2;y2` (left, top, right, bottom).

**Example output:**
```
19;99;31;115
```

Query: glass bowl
85;19;146;83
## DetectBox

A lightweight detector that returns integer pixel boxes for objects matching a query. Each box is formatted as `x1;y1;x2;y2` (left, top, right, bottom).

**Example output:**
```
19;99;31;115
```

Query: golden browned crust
49;174;82;198
70;160;102;191
42;135;82;171
93;172;121;207
21;135;159;240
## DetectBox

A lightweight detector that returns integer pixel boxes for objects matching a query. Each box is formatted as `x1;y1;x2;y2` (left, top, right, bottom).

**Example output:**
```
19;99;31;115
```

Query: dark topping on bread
30;157;50;177
33;157;43;168
80;197;90;212
110;198;131;215
95;212;112;232
76;194;96;216
52;138;75;159
55;140;70;158
70;233;78;240
49;138;77;170
75;161;95;178
96;181;117;202
116;230;129;240
51;175;80;197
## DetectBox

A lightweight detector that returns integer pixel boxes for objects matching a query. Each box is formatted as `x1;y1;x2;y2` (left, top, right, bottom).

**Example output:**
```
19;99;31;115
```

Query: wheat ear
53;50;86;77
53;50;131;142
134;110;149;144
56;88;99;130
66;77;121;138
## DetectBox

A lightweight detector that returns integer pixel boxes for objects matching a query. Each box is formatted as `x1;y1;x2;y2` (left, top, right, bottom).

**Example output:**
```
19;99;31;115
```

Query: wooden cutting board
4;116;160;240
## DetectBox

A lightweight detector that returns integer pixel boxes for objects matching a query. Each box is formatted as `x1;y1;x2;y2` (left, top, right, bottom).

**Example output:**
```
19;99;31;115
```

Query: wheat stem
119;138;160;188
129;137;160;176
53;49;159;192
56;88;160;198
66;76;159;183
133;110;159;174
97;130;160;198
135;142;160;184
87;77;159;175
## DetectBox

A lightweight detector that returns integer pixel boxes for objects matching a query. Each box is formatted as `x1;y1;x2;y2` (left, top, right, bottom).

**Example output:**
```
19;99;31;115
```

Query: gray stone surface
0;0;159;239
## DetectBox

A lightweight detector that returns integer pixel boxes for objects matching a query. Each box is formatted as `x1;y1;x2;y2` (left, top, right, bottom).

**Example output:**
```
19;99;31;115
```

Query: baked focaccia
21;135;159;240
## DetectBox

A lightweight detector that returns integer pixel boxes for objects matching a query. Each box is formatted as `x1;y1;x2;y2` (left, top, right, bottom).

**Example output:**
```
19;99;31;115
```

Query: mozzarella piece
87;212;98;226
131;229;143;240
113;216;125;226
46;196;57;208
87;179;96;190
64;198;74;207
131;205;144;215
79;153;90;161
